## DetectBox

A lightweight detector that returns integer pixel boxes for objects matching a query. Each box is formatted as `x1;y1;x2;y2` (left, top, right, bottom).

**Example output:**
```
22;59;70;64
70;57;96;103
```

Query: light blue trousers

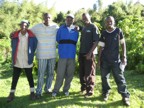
36;58;56;95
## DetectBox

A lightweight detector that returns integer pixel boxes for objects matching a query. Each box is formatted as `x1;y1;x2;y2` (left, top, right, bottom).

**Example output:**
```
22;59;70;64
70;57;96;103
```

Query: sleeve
98;32;105;47
75;31;79;43
56;28;61;43
56;24;59;29
33;37;38;51
30;25;36;34
119;28;125;44
92;25;99;42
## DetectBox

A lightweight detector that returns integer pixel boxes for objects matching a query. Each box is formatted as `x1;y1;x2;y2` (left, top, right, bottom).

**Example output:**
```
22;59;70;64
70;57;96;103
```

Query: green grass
0;63;144;108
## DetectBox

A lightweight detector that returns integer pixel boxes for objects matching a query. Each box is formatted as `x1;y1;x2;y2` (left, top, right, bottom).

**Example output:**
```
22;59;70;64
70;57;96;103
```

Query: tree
54;12;65;26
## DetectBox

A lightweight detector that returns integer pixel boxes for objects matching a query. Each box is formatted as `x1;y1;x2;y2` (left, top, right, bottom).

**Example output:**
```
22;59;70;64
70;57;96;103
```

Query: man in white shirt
31;13;59;98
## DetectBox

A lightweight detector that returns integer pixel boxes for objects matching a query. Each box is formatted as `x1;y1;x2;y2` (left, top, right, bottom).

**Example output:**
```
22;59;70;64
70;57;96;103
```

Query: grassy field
0;63;144;108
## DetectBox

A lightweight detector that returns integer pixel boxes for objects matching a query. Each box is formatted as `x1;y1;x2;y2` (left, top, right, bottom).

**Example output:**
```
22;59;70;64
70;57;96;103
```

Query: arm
56;28;61;43
85;41;98;60
85;24;99;60
121;40;127;65
119;28;127;65
98;46;103;67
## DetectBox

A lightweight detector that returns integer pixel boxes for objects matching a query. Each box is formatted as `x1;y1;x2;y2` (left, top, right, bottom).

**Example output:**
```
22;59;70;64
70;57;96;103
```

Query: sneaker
122;97;130;106
35;94;42;99
45;89;52;94
84;93;93;98
64;91;69;96
7;93;15;103
103;93;109;101
52;92;57;97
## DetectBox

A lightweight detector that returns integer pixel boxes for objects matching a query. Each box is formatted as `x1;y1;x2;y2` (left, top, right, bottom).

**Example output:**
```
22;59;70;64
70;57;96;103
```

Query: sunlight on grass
0;65;144;108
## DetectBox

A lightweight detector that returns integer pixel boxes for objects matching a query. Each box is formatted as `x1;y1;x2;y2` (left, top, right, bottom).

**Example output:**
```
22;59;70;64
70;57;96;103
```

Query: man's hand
84;53;92;60
74;25;79;31
122;56;127;65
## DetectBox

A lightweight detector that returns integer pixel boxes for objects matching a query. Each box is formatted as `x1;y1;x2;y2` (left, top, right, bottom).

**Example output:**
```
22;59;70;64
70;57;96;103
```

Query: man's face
82;14;89;24
20;22;28;30
43;13;51;24
66;16;74;26
105;17;115;29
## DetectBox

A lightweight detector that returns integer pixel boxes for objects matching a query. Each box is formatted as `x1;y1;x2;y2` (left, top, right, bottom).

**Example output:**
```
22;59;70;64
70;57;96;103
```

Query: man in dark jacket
98;16;130;106
79;13;99;98
7;20;37;102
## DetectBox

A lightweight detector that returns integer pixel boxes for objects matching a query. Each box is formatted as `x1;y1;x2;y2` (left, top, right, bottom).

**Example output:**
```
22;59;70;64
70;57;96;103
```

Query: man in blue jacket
7;20;37;102
52;14;79;97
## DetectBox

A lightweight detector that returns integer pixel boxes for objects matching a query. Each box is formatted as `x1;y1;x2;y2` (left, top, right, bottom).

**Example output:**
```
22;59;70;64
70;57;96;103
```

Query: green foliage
136;62;144;74
54;12;65;26
0;0;144;74
117;15;144;72
0;38;11;63
74;8;86;27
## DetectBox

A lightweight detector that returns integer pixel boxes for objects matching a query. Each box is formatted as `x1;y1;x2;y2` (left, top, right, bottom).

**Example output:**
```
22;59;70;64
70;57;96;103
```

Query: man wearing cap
7;20;37;102
78;13;99;98
52;14;79;97
31;13;59;98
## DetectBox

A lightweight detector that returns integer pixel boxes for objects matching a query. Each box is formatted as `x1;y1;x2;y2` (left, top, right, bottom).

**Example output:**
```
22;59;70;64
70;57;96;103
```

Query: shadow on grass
0;91;126;108
125;70;144;92
0;65;12;79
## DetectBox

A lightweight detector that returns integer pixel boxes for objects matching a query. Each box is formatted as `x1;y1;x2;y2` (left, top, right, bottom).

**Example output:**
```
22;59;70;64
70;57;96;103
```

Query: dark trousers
11;67;34;90
79;53;96;94
100;60;130;98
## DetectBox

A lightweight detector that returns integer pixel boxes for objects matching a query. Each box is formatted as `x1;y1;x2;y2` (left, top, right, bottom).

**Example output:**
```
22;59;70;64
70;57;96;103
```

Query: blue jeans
100;60;130;98
36;58;56;95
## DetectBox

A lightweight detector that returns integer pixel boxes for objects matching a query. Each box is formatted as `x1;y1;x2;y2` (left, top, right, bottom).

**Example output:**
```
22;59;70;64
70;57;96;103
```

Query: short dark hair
105;16;115;23
43;13;51;18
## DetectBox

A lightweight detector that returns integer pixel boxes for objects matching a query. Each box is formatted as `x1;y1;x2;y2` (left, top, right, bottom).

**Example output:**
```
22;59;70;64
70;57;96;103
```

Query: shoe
122;97;130;106
7;93;15;103
35;94;42;99
30;92;36;100
103;93;109;101
45;89;52;94
84;93;93;98
52;92;57;97
64;91;69;96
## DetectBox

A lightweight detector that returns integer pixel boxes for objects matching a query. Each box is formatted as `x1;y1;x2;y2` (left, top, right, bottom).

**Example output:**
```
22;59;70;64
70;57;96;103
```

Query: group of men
7;12;130;106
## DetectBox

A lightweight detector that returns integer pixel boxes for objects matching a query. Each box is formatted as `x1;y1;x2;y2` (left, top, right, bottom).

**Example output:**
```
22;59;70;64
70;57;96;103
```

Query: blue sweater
56;24;79;59
11;30;37;65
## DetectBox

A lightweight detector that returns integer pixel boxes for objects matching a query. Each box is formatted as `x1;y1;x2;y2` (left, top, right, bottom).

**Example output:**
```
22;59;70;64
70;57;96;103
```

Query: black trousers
11;67;34;90
100;60;130;98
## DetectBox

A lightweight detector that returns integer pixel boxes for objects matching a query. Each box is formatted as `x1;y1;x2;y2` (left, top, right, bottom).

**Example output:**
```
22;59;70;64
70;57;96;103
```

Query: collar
106;27;116;33
19;32;28;38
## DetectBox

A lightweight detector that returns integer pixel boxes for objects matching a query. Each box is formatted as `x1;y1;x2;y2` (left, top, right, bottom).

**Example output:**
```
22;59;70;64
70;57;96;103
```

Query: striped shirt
31;23;59;59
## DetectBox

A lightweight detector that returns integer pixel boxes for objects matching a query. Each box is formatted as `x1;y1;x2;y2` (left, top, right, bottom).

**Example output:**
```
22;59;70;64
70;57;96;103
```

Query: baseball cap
67;14;74;19
20;20;30;27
